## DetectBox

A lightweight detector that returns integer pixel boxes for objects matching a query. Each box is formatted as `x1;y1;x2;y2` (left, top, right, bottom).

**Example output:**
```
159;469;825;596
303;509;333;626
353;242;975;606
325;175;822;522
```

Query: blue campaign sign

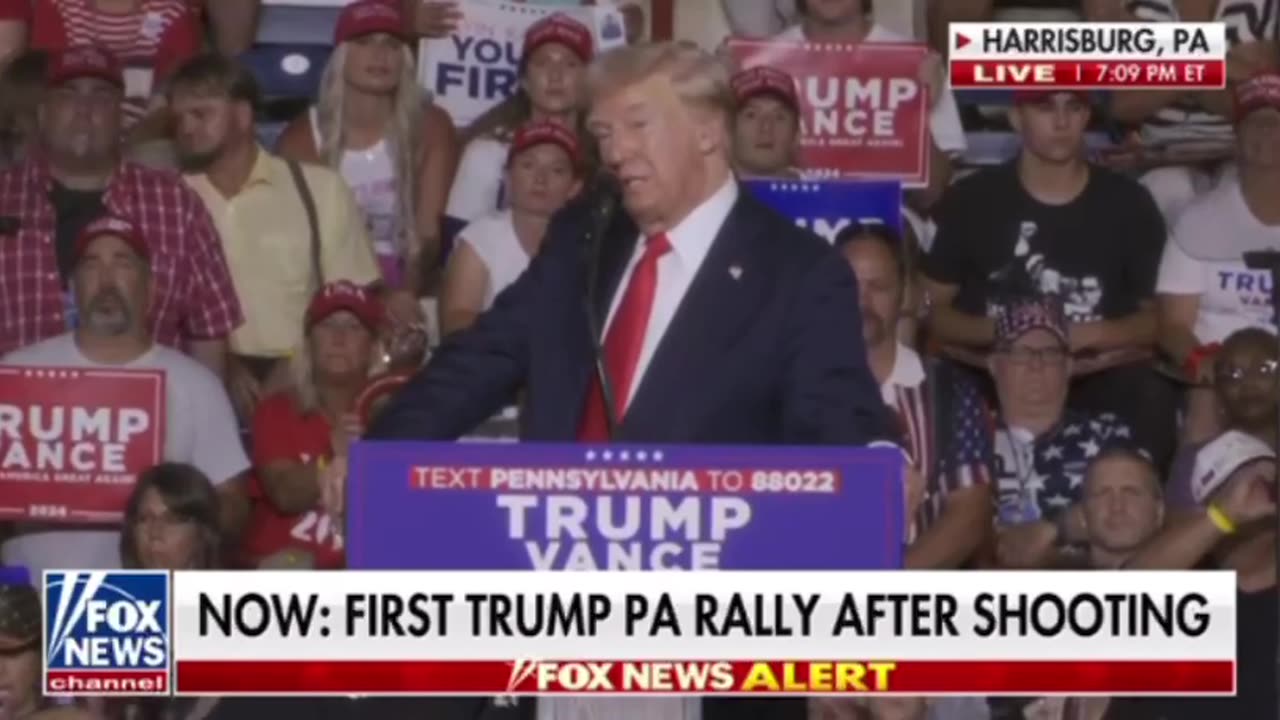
745;180;903;244
346;443;903;571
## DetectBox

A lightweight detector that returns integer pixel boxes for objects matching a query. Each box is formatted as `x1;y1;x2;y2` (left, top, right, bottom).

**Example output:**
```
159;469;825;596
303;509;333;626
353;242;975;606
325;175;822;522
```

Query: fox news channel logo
43;571;171;696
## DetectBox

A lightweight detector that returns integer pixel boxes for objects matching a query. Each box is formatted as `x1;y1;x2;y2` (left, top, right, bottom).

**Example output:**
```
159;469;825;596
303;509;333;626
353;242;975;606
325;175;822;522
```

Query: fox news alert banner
344;443;903;570
0;367;165;524
948;23;1227;90
68;570;1236;696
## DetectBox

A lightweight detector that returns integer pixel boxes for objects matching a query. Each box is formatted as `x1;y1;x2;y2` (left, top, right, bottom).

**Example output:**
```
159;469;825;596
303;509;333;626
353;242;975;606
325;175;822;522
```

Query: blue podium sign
346;443;903;571
745;180;903;242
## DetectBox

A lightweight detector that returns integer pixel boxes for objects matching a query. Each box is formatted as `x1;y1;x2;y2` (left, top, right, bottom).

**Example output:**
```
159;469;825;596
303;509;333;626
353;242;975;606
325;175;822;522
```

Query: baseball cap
523;14;593;65
994;295;1068;347
47;45;123;88
305;280;384;331
731;66;800;113
334;0;407;45
0;582;39;652
507;120;581;166
73;215;150;264
1191;430;1276;504
1011;89;1091;105
1233;73;1280;121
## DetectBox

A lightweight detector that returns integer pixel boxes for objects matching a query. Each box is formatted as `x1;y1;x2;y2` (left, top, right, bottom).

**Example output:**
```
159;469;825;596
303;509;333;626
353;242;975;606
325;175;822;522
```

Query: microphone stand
1240;249;1280;709
582;180;623;440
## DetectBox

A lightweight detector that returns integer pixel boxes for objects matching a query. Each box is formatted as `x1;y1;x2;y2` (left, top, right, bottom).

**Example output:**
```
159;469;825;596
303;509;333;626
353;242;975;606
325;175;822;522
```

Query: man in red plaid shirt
0;45;241;375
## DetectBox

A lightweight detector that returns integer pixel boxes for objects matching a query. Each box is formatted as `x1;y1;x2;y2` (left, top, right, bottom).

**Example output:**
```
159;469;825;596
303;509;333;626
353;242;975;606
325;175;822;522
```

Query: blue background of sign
346;443;903;571
745;180;903;242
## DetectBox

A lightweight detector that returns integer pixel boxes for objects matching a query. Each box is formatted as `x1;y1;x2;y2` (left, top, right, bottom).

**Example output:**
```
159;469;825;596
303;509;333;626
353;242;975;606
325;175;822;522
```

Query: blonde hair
314;42;424;260
585;41;736;127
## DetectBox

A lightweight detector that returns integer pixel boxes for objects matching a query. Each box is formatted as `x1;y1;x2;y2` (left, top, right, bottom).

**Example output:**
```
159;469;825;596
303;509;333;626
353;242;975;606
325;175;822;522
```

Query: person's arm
205;0;261;56
445;139;504;224
273;112;321;162
216;473;250;542
906;139;951;213
920;277;997;347
179;190;244;378
779;249;898;445
251;398;324;514
906;484;991;568
1123;507;1225;569
364;199;589;440
1071;301;1158;353
719;0;789;38
0;0;29;66
410;104;461;294
437;238;490;337
189;338;228;381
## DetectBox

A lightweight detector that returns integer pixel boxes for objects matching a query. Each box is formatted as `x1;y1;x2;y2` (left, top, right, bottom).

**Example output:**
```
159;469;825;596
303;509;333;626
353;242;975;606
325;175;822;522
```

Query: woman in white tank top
276;0;459;294
438;120;584;336
444;13;593;224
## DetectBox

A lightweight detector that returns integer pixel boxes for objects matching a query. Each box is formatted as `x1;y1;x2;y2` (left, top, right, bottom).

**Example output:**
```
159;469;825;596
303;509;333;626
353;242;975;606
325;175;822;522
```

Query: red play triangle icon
955;33;971;49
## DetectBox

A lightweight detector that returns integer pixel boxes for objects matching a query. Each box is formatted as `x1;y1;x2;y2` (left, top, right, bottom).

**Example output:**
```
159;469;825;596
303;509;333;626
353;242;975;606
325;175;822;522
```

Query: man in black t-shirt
920;89;1178;467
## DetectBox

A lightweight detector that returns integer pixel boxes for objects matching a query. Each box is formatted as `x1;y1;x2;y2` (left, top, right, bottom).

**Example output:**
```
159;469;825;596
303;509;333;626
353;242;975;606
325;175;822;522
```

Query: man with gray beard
1;215;249;579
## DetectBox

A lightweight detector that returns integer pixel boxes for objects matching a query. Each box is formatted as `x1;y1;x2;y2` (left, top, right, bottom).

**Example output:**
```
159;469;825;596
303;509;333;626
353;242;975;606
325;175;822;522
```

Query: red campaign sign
727;40;930;186
0;366;165;524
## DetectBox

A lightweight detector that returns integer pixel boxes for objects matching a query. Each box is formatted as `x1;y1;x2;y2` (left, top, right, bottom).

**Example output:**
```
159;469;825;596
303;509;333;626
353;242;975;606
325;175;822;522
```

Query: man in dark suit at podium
346;41;898;720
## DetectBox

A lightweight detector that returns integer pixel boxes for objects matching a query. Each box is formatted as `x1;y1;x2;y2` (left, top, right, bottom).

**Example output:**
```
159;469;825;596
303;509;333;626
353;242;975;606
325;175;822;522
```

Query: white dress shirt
603;178;739;411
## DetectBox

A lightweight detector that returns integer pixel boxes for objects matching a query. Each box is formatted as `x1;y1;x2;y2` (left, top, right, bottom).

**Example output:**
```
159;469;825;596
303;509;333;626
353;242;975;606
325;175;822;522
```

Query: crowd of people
0;0;1276;719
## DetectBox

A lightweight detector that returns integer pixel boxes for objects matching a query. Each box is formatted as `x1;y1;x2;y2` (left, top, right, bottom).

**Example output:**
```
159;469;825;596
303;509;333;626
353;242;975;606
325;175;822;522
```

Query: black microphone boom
582;175;623;440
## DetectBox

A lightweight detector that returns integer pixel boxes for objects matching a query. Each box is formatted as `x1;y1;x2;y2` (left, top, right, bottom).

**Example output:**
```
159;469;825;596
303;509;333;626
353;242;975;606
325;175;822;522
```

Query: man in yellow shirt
167;53;412;419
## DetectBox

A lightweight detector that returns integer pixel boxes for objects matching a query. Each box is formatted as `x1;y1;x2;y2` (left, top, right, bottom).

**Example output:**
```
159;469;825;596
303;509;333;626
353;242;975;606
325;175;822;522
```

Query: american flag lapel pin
728;264;743;281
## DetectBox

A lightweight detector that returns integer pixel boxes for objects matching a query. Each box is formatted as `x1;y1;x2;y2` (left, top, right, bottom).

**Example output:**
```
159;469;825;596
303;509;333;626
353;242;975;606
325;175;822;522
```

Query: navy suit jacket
367;184;895;445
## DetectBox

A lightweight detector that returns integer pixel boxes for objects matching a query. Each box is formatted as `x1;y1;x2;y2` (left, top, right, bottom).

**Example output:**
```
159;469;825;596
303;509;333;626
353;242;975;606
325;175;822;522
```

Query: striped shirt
1128;0;1279;144
880;345;994;538
0;0;201;128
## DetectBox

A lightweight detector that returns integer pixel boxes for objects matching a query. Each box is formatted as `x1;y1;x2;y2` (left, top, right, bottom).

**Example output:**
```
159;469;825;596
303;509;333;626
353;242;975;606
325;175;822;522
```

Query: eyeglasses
1216;359;1279;384
997;345;1068;366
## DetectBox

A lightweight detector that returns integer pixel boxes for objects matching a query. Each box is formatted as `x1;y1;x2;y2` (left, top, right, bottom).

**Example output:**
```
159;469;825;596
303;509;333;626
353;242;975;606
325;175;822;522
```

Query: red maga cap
334;0;406;45
508;120;580;165
1234;73;1280;121
306;280;384;330
47;45;123;88
731;66;800;112
73;215;150;264
523;14;593;64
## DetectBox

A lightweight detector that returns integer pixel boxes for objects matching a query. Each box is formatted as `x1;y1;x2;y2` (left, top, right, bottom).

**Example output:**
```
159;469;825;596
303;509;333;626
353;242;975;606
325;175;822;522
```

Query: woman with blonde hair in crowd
444;12;593;224
240;281;382;572
277;0;459;294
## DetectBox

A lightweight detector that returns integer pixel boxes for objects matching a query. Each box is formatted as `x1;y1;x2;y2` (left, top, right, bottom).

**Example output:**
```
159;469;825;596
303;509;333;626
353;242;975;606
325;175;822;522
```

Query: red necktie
578;234;672;441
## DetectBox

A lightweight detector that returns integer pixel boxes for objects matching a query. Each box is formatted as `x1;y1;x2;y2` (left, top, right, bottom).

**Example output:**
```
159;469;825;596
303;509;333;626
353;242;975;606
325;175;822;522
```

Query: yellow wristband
1206;504;1237;535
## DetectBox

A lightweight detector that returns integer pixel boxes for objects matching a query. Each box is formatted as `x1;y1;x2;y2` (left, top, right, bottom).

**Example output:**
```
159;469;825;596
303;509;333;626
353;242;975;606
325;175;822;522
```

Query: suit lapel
618;193;771;439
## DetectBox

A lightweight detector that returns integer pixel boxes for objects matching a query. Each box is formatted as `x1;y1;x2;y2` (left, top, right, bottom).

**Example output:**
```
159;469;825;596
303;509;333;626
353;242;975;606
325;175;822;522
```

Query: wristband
1206;503;1237;535
1183;343;1221;380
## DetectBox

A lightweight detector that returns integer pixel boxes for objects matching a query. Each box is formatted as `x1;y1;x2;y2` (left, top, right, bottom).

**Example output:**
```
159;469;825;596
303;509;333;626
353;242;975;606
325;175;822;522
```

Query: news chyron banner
949;22;1227;90
42;569;1237;696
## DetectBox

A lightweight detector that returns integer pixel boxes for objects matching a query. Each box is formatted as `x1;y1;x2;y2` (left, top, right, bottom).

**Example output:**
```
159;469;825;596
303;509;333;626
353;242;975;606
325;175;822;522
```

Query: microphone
582;173;623;439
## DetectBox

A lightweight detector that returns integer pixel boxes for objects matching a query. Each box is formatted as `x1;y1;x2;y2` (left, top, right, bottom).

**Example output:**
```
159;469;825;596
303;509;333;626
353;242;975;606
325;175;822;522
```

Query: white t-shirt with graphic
0;334;249;577
773;23;968;156
1157;177;1280;342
